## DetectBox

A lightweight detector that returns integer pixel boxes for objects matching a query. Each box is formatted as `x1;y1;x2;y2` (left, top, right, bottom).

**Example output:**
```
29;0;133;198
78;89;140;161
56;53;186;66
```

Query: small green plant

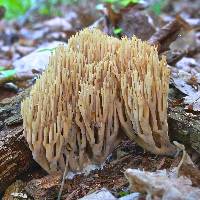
113;27;123;37
35;0;79;16
0;66;6;71
0;0;78;20
150;0;166;15
0;0;34;19
37;47;57;53
118;191;130;197
113;27;122;34
0;68;16;80
102;0;140;7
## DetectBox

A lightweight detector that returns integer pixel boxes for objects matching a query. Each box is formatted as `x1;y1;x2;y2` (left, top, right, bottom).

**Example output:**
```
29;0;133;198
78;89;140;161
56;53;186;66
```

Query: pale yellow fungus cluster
21;29;175;173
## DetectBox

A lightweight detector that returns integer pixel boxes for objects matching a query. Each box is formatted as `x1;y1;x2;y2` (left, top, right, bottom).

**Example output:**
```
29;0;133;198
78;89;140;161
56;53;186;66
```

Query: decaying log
25;173;62;200
168;106;200;154
1;86;200;194
0;89;29;130
0;89;34;194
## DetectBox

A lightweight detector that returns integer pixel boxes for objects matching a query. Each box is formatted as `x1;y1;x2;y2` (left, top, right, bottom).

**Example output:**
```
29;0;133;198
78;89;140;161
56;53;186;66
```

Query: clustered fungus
21;29;176;173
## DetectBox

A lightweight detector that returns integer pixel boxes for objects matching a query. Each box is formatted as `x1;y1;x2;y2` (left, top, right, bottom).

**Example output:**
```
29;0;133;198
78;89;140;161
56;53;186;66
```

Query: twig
148;19;182;53
165;46;200;66
173;141;187;176
0;70;34;86
57;162;68;200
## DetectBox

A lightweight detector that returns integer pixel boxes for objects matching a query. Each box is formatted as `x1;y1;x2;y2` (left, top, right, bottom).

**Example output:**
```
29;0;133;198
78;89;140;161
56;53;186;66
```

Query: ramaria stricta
21;29;176;173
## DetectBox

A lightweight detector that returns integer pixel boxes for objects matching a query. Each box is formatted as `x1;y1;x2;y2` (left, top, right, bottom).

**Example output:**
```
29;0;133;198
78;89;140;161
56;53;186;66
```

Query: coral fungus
21;29;175;173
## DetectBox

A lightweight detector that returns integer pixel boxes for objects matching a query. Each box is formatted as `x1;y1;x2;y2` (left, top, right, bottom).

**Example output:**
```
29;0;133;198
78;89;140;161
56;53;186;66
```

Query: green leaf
39;5;50;16
150;0;166;15
118;191;130;197
113;28;123;35
0;0;34;20
0;69;16;79
119;0;140;7
0;66;6;71
102;0;118;3
102;0;140;7
37;47;56;53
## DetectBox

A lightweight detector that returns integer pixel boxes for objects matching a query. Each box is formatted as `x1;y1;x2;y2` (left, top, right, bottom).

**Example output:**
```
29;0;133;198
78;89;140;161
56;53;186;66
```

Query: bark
0;89;33;194
168;106;200;154
0;88;200;194
0;89;29;130
25;173;62;200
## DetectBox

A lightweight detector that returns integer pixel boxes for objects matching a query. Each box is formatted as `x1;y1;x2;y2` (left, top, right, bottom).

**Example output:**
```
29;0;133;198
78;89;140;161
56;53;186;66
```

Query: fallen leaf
34;17;72;32
13;41;66;76
119;9;156;40
125;168;200;200
172;75;196;96
184;92;200;111
187;76;198;87
171;98;183;107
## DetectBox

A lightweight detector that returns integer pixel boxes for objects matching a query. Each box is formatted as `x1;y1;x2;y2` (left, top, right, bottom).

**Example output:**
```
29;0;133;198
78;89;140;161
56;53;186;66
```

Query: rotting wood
1;86;200;194
25;172;62;200
0;89;33;194
0;125;33;194
0;88;30;130
168;106;200;154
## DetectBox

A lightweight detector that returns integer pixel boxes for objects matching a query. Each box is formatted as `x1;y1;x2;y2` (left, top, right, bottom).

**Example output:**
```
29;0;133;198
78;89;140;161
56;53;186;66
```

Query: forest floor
0;0;200;199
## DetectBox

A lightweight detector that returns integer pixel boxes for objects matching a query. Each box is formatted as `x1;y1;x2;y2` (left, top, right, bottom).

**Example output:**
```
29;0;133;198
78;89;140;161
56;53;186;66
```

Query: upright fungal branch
21;29;175;173
118;37;175;155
